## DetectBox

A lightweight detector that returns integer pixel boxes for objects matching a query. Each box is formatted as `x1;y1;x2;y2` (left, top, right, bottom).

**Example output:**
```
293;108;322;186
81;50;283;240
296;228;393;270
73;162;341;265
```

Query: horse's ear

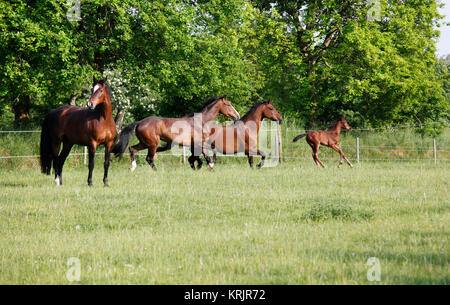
103;77;107;83
268;100;273;104
93;76;97;84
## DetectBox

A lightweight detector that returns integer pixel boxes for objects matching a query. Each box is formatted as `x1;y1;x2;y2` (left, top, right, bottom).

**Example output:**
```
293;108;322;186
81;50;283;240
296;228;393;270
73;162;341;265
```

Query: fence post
356;137;360;163
84;146;87;165
433;138;437;164
278;125;283;163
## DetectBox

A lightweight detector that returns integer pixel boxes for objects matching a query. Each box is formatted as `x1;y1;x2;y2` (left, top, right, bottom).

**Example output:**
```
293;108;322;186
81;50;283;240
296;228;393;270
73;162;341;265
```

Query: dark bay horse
40;77;116;186
112;95;240;171
293;116;353;168
203;100;282;169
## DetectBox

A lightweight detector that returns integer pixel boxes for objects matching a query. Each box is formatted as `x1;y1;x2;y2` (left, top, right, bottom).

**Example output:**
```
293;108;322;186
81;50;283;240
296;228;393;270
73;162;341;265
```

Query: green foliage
327;0;447;130
0;0;448;131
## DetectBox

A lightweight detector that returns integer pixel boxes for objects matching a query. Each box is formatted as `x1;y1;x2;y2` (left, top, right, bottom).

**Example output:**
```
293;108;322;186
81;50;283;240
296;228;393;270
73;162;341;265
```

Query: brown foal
293;116;353;168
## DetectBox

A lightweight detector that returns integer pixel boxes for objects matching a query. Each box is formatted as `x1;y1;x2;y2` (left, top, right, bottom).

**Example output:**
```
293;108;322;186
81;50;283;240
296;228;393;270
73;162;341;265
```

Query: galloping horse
203;100;282;169
112;96;240;171
40;77;116;186
292;116;353;168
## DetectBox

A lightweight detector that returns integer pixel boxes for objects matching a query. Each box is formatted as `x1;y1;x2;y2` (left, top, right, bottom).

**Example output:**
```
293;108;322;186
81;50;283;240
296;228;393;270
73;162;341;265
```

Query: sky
436;0;450;57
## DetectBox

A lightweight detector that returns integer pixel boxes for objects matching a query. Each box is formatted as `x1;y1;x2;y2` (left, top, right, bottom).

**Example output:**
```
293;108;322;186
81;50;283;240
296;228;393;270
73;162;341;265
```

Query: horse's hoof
256;163;263;169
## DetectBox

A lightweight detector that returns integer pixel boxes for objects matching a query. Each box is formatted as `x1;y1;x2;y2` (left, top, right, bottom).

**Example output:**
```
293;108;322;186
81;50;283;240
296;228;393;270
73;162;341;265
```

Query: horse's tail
293;134;307;142
112;121;138;157
40;115;53;175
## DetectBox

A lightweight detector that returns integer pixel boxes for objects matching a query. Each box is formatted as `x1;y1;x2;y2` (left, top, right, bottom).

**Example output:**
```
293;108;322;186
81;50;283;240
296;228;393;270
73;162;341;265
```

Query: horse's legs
188;145;196;169
146;146;157;170
56;141;73;185
52;141;61;185
189;145;203;170
103;141;113;186
313;143;326;168
188;155;196;169
307;141;320;167
247;154;254;168
331;145;353;168
195;156;203;169
87;143;97;186
129;142;146;172
256;150;266;168
202;147;214;170
212;148;217;164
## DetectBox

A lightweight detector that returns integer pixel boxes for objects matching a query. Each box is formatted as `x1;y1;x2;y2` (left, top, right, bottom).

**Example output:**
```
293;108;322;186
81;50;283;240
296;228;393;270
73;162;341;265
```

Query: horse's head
216;95;240;121
261;100;283;124
87;77;109;109
340;116;351;130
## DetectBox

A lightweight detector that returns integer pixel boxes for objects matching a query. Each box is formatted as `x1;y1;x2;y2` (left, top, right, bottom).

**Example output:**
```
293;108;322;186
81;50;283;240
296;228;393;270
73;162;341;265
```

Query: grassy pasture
0;160;448;284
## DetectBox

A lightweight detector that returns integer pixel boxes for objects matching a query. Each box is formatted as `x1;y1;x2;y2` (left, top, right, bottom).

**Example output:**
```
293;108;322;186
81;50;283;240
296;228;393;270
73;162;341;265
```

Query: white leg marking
55;176;60;186
130;160;137;172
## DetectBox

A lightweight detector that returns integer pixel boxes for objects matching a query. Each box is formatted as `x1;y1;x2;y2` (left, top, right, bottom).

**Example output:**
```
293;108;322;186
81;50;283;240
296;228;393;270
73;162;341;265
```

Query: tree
325;0;447;127
0;0;83;125
247;0;446;128
248;0;365;126
0;0;261;127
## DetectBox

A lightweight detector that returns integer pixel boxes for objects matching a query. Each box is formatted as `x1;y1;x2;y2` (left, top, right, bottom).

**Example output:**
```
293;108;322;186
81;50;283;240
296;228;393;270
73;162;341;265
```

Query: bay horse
40;77;116;186
292;116;353;168
112;95;240;171
203;100;282;169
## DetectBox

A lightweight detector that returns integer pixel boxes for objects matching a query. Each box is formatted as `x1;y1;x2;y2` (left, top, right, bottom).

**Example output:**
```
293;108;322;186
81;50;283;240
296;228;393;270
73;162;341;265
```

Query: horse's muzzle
87;101;94;109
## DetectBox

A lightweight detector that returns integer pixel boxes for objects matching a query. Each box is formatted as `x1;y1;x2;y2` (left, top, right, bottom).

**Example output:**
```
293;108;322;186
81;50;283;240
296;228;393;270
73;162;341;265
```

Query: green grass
0;160;448;284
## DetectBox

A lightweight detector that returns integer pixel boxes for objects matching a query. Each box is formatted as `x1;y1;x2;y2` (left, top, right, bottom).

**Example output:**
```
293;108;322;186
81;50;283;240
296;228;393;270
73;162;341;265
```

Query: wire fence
0;125;449;164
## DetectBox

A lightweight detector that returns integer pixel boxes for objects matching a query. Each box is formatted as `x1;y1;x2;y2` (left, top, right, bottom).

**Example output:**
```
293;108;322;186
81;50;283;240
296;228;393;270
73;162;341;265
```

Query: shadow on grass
0;182;29;188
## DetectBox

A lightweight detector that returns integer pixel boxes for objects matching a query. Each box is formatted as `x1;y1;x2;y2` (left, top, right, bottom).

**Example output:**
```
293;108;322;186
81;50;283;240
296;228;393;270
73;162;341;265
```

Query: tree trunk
114;108;125;133
70;94;79;106
13;94;31;122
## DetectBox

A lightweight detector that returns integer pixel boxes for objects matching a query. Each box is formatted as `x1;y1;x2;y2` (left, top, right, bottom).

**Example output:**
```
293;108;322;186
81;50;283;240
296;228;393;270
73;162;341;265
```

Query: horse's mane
239;101;268;122
184;95;225;117
328;117;344;130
